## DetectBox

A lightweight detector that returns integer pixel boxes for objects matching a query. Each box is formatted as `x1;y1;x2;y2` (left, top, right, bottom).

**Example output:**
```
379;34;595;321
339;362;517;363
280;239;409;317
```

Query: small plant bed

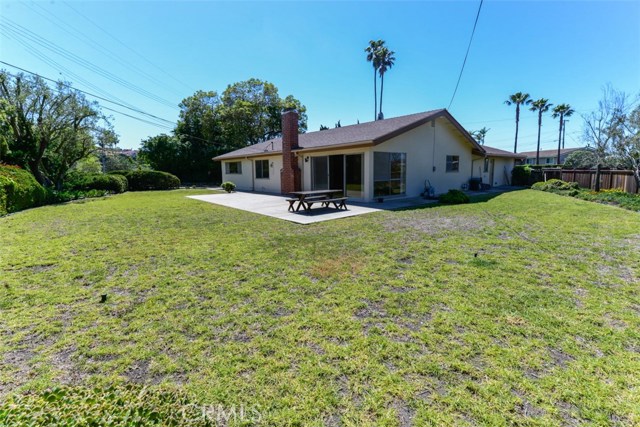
532;179;640;212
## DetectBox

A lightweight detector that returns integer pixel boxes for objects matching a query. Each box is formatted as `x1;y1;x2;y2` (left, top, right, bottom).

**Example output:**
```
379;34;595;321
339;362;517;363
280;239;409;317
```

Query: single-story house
214;109;524;202
520;147;588;165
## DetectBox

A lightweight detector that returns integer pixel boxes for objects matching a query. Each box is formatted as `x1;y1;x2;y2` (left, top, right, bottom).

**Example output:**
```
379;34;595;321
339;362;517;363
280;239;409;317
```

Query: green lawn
0;189;639;426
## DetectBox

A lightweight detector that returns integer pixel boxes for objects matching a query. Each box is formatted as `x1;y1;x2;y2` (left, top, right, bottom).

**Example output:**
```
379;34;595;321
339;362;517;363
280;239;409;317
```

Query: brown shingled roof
214;109;483;160
482;145;526;159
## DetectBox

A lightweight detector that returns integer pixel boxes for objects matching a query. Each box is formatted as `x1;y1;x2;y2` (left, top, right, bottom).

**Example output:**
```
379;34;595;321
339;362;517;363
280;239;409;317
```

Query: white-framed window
374;152;406;197
255;159;269;179
446;155;460;172
225;161;242;174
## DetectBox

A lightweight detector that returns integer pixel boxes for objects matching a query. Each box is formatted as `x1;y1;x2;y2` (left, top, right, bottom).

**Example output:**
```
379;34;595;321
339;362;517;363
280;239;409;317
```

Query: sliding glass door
311;154;364;199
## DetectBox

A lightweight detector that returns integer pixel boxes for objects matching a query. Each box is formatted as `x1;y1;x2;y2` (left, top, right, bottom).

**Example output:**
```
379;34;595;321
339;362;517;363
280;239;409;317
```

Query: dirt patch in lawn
381;212;495;236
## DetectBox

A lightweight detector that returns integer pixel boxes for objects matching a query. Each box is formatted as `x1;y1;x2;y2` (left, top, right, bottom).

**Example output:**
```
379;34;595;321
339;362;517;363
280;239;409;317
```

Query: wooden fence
541;168;638;193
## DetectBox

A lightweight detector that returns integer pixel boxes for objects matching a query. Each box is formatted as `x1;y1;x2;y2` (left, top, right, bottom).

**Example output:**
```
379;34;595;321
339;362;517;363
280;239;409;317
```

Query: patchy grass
0;189;639;426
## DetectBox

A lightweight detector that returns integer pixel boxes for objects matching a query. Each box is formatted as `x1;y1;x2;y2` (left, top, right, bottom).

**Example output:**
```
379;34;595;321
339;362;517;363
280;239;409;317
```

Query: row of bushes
109;170;181;191
1;165;181;216
531;178;640;211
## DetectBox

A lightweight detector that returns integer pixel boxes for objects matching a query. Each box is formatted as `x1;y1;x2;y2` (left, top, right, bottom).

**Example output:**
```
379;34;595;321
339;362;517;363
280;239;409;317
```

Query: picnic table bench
287;190;348;213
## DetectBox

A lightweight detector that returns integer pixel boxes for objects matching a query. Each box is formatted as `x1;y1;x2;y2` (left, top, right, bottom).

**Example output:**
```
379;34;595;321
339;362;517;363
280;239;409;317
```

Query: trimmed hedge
67;173;128;193
0;164;47;215
109;170;180;191
221;181;236;193
439;189;470;204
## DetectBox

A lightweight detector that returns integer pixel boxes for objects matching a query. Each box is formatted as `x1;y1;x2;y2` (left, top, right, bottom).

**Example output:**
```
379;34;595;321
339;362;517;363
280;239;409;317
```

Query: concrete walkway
187;192;382;224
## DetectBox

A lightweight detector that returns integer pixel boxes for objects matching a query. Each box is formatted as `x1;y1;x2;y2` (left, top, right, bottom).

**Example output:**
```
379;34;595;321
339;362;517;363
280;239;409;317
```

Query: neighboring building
520;147;588;165
214;109;523;202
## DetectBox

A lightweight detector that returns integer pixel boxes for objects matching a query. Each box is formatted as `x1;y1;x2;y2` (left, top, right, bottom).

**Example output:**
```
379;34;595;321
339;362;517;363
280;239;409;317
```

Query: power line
448;0;483;110
0;61;175;126
62;1;195;94
0;18;178;109
23;2;187;99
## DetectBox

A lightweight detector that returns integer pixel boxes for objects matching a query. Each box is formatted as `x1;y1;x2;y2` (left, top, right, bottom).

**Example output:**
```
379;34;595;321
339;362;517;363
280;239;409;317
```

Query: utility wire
0;27;142;113
1;65;233;149
0;61;175;126
448;0;483;110
24;2;187;98
62;1;195;93
0;18;178;109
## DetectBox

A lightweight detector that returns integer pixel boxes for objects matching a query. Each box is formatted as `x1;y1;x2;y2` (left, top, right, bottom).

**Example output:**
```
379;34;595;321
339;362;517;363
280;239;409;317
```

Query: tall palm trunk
557;114;563;165
535;111;542;165
373;69;377;121
378;73;384;120
514;104;520;153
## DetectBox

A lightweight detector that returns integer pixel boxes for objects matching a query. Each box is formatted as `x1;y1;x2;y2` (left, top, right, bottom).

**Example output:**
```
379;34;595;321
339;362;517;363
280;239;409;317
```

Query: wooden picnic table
287;189;347;213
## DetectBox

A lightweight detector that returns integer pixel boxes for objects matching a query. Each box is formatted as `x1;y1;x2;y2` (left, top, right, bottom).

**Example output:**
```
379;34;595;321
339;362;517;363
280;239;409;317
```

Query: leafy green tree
175;90;223;182
219;79;307;148
138;134;183;177
530;98;553;165
552;103;575;166
505;92;532;153
96;128;119;173
563;150;599;169
0;99;12;160
365;40;384;121
0;71;103;186
611;102;640;189
377;46;395;120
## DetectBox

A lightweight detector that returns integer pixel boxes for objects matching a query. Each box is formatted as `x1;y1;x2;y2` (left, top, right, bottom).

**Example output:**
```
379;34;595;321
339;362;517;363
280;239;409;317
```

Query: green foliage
563;150;598;169
0;164;46;215
438;189;470;204
530;179;579;192
66;173;128;194
0;385;213;427
531;179;640;211
110;170;180;191
511;165;544;186
574;189;640;212
220;181;236;193
0;71;104;187
45;188;108;204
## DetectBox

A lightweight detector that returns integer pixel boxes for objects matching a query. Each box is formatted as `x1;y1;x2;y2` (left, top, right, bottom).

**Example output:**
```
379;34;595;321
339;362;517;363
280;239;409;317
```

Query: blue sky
1;1;638;152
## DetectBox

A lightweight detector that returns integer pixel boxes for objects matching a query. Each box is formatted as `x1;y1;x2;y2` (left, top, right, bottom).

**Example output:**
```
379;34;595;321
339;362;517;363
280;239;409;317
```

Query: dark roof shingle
214;109;481;160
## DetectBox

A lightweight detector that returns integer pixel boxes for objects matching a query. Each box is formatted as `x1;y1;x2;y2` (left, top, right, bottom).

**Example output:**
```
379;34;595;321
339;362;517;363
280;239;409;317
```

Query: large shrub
109;170;180;191
0;164;47;215
66;173;128;194
511;165;545;186
531;179;579;192
439;189;470;204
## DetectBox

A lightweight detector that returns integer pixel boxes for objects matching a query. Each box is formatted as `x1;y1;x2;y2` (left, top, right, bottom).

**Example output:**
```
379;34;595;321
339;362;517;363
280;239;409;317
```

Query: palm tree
470;127;490;145
529;98;553;165
552;104;575;165
365;40;384;121
505;92;532;153
377;46;395;120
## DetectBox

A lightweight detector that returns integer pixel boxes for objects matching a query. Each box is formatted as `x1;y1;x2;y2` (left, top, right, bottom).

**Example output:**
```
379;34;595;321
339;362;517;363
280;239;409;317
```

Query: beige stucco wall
374;117;475;198
220;155;282;192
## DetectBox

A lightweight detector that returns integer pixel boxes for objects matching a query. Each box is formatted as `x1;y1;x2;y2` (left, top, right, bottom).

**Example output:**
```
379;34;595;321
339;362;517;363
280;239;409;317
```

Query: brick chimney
280;109;301;194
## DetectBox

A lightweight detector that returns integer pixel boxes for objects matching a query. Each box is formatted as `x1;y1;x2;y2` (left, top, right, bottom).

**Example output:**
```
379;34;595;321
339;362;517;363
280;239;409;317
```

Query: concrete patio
187;186;520;224
187;192;384;224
